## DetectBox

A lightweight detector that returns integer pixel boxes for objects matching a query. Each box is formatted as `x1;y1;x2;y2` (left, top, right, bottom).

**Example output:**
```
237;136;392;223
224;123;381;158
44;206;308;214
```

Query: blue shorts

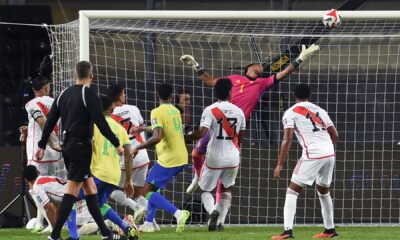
79;176;116;206
146;161;184;190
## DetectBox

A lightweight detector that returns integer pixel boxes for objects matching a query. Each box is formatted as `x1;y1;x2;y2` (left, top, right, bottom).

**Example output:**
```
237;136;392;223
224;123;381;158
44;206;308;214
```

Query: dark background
1;0;400;227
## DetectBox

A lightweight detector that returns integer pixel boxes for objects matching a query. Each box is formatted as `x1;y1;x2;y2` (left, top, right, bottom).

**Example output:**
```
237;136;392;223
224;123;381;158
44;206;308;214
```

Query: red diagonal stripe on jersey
36;102;59;136
211;107;239;150
111;114;144;144
293;106;324;127
37;177;65;185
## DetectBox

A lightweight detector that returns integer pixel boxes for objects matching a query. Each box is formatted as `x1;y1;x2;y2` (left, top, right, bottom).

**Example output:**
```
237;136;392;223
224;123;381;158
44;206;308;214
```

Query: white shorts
291;156;335;187
27;160;57;176
118;164;149;188
199;165;238;192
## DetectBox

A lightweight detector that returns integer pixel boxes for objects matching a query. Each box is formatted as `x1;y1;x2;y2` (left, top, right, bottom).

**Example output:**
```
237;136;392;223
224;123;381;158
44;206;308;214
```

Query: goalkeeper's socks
191;150;205;178
318;191;335;230
283;188;299;231
51;193;76;239
145;199;157;222
65;206;79;240
103;205;129;234
201;192;216;215
148;191;178;215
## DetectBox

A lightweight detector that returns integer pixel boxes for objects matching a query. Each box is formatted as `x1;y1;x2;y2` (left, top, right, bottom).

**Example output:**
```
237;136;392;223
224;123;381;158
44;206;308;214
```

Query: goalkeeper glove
293;44;320;67
180;55;204;74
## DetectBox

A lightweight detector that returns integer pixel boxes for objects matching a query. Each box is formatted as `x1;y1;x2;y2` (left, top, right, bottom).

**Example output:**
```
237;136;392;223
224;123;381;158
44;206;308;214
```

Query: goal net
47;11;400;225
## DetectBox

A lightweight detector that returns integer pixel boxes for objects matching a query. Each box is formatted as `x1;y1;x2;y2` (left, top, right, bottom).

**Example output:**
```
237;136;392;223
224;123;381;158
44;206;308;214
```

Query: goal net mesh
47;17;400;225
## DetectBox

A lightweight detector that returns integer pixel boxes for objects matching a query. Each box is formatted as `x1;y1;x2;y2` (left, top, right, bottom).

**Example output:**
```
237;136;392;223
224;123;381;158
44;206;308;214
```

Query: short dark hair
23;165;38;181
243;63;259;75
107;84;124;103
214;78;232;100
76;61;93;79
32;76;50;91
157;83;173;101
294;83;311;99
100;96;113;112
175;87;191;105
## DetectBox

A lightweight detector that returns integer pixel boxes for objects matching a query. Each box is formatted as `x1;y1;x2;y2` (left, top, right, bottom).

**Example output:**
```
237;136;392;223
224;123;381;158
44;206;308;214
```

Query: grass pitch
1;226;399;240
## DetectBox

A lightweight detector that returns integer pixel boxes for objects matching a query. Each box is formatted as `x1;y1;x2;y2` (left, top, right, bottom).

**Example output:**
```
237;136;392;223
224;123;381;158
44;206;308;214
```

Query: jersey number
306;112;326;132
102;140;118;157
216;118;237;140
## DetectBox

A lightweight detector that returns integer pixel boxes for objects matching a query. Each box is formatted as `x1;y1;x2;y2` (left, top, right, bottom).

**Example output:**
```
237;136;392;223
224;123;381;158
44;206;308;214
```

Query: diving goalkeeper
181;44;319;194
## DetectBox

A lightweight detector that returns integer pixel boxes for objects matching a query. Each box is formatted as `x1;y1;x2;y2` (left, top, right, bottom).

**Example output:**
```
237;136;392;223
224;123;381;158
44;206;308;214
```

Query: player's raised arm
180;54;217;87
274;128;294;179
275;44;320;81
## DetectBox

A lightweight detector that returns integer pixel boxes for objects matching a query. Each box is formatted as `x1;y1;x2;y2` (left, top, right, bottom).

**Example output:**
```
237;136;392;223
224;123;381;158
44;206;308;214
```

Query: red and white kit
198;101;246;192
32;176;66;207
282;101;336;187
25;96;61;175
112;104;150;187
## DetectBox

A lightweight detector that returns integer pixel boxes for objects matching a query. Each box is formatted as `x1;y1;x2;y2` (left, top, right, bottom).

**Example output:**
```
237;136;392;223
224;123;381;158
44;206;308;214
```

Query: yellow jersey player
132;83;190;233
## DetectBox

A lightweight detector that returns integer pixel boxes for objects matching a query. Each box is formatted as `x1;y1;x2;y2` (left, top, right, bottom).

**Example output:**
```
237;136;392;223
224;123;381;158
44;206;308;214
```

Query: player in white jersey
272;84;339;240
186;78;245;231
24;76;61;233
23;165;81;240
107;84;154;226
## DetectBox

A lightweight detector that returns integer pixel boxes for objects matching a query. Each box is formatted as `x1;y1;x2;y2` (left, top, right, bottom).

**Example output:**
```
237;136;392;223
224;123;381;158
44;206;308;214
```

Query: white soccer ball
322;9;341;29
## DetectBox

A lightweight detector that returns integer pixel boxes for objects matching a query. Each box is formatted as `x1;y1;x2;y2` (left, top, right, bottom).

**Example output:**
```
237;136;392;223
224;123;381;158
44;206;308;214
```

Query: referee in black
36;61;123;240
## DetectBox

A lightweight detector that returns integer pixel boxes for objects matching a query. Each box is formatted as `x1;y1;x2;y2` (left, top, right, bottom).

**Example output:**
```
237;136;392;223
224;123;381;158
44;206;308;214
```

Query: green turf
1;226;399;240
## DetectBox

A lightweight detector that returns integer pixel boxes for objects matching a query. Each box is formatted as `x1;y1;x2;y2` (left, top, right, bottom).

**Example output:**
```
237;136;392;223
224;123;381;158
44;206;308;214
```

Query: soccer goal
47;10;400;225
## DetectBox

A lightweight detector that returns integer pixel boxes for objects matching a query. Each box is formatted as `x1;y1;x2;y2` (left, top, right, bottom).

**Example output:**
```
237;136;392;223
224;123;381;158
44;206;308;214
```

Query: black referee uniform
38;84;120;181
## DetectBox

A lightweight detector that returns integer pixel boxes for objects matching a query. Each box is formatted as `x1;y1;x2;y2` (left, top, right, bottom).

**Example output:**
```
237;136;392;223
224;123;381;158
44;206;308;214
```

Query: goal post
48;10;400;225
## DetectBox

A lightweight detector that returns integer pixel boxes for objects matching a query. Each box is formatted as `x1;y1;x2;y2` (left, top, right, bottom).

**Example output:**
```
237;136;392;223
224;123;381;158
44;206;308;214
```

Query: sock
284;188;299;231
216;179;222;204
318;191;335;229
173;210;183;220
102;204;129;234
147;191;178;215
145;199;157;222
111;190;139;211
50;193;76;239
29;190;44;227
66;205;79;239
135;195;148;208
85;194;111;237
216;192;231;225
191;150;205;178
201;192;215;215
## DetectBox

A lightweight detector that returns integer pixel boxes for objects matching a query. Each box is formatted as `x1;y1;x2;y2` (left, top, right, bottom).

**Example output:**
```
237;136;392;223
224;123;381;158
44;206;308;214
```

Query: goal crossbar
79;10;400;61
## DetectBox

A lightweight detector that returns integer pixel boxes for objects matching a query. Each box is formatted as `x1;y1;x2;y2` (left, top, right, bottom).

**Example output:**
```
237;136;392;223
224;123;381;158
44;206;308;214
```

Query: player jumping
272;84;339;239
180;44;320;194
185;78;245;231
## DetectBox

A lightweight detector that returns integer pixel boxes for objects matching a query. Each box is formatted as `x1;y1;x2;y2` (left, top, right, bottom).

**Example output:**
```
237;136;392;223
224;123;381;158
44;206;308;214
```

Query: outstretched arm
275;44;320;81
180;55;217;87
132;127;162;158
185;126;209;142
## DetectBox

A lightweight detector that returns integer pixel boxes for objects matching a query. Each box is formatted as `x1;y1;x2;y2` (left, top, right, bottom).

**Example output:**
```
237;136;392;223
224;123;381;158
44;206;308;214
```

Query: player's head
294;83;311;101
101;96;114;114
175;87;191;109
76;61;93;83
32;76;50;96
23;165;39;182
157;83;174;102
214;78;232;101
107;84;125;106
244;63;263;79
